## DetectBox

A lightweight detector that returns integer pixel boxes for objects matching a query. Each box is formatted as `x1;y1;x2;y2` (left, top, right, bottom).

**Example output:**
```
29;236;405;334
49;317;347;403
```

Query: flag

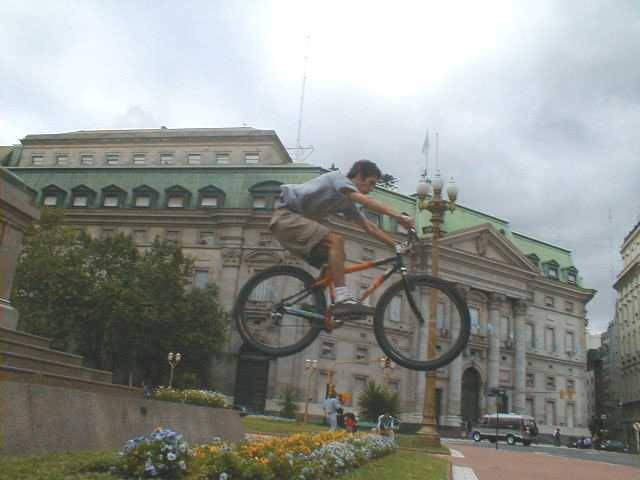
421;130;430;156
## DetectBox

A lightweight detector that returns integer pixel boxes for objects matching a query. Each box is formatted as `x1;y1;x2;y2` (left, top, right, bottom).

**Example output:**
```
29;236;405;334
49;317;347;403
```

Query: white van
471;413;538;446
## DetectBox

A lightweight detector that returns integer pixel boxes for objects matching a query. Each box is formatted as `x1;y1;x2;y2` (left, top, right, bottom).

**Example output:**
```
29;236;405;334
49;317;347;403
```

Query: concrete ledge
0;381;245;455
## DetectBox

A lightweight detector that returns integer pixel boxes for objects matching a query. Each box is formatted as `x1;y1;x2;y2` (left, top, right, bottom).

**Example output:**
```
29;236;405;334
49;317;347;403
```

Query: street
445;438;640;479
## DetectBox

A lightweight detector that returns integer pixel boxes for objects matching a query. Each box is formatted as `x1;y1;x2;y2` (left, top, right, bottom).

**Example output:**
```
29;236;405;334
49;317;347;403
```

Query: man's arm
359;217;396;247
347;191;414;230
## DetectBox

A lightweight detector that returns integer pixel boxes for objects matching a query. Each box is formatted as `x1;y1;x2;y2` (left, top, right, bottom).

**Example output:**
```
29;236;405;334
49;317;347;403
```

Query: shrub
152;387;228;408
277;385;299;419
111;427;189;479
357;381;400;422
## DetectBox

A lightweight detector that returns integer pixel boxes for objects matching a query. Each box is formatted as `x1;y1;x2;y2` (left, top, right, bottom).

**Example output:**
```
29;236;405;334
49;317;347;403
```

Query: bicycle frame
279;244;425;330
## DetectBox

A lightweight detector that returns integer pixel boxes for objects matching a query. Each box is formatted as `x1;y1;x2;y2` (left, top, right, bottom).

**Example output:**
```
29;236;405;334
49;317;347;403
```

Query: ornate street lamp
379;356;395;389
304;358;319;423
168;351;182;389
415;171;458;447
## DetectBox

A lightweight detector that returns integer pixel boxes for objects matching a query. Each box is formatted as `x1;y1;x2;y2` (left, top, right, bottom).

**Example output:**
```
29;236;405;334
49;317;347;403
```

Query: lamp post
304;358;319;423
379;356;395;389
168;352;182;389
415;171;458;447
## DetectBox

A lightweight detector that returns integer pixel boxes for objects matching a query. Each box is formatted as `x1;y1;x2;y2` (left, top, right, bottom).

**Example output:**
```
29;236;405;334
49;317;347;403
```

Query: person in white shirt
323;393;342;431
377;411;395;441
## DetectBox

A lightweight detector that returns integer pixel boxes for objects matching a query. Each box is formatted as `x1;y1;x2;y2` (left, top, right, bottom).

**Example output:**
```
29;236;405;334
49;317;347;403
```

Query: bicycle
233;228;471;371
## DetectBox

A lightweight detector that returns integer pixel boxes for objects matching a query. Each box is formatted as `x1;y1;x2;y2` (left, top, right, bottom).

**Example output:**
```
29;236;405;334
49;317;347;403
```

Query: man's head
347;159;381;195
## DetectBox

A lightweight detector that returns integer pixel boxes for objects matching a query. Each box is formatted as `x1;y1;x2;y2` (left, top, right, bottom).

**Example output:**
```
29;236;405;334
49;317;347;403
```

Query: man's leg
322;232;346;287
329;413;337;431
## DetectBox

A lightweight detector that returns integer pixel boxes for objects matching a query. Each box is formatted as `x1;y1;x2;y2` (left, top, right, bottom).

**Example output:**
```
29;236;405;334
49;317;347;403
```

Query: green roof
9;162;585;287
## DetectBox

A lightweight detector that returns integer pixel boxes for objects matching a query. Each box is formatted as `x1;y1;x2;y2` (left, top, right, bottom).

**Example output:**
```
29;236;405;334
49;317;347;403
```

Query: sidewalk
449;444;639;480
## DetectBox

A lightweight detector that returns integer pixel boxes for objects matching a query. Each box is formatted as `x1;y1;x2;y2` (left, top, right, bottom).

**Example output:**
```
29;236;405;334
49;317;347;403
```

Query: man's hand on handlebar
398;213;415;230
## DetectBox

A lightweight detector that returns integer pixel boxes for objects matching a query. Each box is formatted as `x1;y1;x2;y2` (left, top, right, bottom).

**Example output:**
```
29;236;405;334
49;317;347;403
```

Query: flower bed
152;387;229;409
113;428;397;479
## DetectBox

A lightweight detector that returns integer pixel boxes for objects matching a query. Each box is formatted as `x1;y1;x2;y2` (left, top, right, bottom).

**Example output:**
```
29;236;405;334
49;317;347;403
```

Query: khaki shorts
269;209;330;268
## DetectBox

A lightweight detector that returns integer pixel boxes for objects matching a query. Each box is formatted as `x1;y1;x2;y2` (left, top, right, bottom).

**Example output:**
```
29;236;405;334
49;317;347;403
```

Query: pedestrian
323;392;341;431
377;411;395;442
344;412;358;434
553;428;561;446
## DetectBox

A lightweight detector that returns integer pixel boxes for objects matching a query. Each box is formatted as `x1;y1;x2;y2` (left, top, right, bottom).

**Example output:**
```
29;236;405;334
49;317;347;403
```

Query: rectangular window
526;323;535;348
565;332;575;354
201;196;218;207
43;195;58;206
253;196;267;209
566;378;576;392
389;296;402;322
187;153;201;165
355;346;369;361
320;340;336;359
546;376;556;390
135;196;151;207
168;196;185;208
32;154;44;165
548;266;559;279
567;272;577;284
103;195;119;207
545;401;556;425
80;155;94;165
501;316;510;342
160;153;174;165
526;373;535;388
194;269;209;289
106;153;119;165
133;153;146;165
545;327;556;352
545;295;554;307
244;152;260;164
526;398;535;417
166;230;180;244
354;375;368;403
216;152;230;164
364;210;382;226
199;231;215;245
134;229;147;243
56;154;68;165
72;195;88;207
470;307;480;334
259;232;273;246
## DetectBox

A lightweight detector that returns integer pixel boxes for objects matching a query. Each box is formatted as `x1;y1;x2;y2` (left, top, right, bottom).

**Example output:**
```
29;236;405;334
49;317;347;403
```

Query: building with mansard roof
2;127;595;436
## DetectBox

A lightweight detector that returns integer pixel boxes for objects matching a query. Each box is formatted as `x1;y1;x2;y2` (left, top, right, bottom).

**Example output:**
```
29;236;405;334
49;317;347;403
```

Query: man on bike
269;159;415;316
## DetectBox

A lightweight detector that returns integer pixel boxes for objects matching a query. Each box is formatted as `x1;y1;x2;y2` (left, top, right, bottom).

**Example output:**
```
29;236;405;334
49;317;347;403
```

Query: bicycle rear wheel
373;274;470;371
233;265;326;357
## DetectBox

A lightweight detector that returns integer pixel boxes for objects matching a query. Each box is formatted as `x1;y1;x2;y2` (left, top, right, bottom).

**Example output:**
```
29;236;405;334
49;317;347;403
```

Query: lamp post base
416;424;441;447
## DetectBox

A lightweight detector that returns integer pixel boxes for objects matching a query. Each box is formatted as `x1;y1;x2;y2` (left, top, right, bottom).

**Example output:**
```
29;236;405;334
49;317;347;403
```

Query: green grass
397;434;451;454
241;416;327;434
0;450;117;480
340;451;449;480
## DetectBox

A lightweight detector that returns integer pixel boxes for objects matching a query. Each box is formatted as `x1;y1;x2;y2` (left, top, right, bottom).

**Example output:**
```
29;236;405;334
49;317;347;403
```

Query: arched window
101;184;127;208
41;184;66;208
198;185;225;208
132;185;159;208
164;185;191;208
70;185;96;208
249;181;282;210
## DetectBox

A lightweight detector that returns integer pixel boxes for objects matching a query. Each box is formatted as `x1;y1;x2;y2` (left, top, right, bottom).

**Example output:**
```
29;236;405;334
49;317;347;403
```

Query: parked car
471;413;538;446
598;440;631;453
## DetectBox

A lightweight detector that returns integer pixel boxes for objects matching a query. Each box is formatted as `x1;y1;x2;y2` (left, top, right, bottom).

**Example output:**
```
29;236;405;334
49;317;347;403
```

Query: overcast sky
2;1;639;333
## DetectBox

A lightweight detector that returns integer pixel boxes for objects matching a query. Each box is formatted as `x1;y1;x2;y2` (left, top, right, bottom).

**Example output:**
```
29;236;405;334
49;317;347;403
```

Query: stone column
513;299;529;414
443;285;469;427
487;293;505;412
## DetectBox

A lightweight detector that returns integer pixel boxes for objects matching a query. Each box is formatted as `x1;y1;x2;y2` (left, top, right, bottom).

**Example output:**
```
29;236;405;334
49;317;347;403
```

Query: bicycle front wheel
233;265;326;357
373;274;470;371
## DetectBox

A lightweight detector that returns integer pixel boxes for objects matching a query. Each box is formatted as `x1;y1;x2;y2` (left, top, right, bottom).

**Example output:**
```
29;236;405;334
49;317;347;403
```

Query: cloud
1;0;639;331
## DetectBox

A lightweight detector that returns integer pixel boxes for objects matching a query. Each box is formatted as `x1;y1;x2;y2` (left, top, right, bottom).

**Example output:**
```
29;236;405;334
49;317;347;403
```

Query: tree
357;380;400;422
377;173;399;191
12;209;229;386
277;385;300;419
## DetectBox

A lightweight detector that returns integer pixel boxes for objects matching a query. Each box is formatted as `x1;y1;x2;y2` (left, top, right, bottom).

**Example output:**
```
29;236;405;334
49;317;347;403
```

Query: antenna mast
288;36;314;161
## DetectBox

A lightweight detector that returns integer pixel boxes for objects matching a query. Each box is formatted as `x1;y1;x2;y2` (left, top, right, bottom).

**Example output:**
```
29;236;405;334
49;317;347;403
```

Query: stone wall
0;381;245;455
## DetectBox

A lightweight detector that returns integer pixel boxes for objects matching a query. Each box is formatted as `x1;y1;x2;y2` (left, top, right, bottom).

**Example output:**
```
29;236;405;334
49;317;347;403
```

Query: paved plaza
446;439;640;480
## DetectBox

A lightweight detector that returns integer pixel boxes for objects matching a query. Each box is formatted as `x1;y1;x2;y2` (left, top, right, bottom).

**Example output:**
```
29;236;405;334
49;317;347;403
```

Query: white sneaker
332;297;375;316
